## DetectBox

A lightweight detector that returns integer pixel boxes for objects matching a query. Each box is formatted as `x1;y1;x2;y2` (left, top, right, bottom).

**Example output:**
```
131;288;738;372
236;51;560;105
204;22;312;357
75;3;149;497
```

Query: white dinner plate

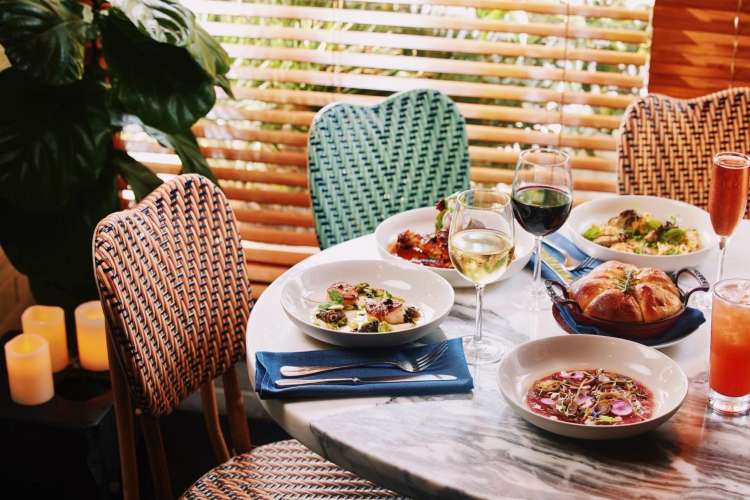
497;335;689;440
375;206;535;287
567;195;716;272
280;259;454;348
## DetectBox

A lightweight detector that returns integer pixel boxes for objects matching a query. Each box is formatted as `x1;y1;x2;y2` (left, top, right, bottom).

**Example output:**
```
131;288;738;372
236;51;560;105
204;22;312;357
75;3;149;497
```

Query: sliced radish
540;398;555;406
611;400;633;416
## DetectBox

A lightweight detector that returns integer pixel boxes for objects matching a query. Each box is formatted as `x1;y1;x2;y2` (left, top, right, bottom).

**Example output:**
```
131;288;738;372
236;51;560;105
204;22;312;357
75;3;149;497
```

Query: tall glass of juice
709;278;750;415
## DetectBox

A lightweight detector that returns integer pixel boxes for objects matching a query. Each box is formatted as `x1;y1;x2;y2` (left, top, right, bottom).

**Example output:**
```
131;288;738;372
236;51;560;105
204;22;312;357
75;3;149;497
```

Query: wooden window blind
123;0;653;292
650;0;749;98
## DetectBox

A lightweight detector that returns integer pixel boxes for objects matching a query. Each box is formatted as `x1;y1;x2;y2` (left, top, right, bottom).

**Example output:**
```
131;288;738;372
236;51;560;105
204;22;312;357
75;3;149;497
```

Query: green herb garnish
327;289;344;304
583;225;602;240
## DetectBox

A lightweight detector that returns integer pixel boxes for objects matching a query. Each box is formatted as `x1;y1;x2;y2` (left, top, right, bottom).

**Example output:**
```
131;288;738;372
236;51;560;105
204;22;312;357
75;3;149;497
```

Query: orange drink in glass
710;278;750;415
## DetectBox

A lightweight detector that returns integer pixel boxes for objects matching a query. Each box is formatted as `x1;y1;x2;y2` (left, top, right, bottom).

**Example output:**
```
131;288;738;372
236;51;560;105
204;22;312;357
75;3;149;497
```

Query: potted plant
0;0;230;310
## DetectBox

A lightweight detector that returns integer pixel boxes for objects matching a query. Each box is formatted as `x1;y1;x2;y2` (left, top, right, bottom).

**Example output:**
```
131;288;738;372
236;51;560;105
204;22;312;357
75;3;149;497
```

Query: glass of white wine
449;189;515;365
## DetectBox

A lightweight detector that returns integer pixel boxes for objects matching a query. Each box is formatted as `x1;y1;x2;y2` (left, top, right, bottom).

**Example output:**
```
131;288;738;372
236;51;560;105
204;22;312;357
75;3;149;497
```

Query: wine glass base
462;337;503;365
513;283;551;311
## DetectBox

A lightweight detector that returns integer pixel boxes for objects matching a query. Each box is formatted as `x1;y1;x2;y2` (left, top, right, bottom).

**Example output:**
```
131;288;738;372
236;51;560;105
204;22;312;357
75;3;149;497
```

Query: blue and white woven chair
307;88;470;249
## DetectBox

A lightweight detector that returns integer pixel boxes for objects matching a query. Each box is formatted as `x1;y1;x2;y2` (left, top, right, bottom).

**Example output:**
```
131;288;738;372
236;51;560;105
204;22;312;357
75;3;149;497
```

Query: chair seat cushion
182;439;407;499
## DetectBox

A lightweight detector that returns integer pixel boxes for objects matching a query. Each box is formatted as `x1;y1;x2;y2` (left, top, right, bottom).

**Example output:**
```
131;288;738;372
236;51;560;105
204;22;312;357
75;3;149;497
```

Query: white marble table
246;221;750;499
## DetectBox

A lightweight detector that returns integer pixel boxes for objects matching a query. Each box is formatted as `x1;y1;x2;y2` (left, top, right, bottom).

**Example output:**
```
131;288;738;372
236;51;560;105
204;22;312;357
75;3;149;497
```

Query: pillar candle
4;334;54;405
75;301;109;371
21;305;69;372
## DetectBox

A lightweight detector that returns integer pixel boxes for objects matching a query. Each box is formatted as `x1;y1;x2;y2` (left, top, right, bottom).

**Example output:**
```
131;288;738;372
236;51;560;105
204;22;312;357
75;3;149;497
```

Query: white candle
22;305;69;372
75;301;109;371
5;334;54;405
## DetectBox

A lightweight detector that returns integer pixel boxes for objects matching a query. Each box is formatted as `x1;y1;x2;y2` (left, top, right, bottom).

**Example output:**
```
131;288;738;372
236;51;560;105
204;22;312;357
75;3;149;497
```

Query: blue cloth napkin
255;338;474;399
527;232;603;282
555;304;706;347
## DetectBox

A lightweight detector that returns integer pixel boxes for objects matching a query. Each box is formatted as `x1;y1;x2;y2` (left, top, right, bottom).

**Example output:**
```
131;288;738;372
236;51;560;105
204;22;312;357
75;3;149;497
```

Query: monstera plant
0;0;230;310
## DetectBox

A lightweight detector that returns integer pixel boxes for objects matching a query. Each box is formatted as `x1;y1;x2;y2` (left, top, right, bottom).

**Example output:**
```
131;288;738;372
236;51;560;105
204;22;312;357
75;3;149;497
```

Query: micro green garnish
327;289;344;304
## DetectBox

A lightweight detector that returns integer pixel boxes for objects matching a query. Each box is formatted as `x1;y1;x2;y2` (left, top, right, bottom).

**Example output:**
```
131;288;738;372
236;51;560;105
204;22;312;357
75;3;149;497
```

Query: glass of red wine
511;148;573;311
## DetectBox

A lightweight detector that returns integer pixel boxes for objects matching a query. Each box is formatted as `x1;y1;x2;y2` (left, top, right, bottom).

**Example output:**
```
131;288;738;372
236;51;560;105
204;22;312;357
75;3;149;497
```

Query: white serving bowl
497;335;688;440
567;195;716;272
375;206;535;287
280;259;454;348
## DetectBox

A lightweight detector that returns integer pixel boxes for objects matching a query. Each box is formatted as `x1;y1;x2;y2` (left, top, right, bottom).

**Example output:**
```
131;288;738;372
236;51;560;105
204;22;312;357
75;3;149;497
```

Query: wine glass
695;152;750;309
511;148;573;311
448;189;515;365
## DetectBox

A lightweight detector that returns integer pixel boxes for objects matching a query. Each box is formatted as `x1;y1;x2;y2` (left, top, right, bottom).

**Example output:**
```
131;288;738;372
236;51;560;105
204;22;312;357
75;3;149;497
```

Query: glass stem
474;284;485;344
717;236;729;285
533;235;544;289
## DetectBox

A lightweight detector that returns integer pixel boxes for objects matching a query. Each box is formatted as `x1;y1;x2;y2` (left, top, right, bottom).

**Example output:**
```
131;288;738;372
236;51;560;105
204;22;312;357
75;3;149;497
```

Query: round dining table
246;221;750;499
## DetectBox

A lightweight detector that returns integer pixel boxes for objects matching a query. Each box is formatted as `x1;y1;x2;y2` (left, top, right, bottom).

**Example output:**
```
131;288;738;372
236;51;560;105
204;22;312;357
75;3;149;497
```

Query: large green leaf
0;166;120;304
0;69;112;210
189;23;230;80
102;11;216;133
112;149;163;201
0;0;91;85
144;126;218;184
109;0;193;46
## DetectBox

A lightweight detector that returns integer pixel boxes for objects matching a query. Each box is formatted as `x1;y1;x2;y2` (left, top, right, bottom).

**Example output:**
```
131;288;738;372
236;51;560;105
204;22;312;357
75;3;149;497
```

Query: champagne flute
696;152;750;309
449;189;515;365
511;148;573;311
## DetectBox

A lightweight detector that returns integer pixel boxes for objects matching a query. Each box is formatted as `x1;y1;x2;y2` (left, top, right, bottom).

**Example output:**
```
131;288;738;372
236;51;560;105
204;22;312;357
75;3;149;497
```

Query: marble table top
246;221;750;499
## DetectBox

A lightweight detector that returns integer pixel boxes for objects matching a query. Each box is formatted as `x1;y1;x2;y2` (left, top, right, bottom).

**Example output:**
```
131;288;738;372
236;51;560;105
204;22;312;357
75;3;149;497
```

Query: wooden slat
470;166;618;192
230;67;635;109
126;140;308;167
195;122;309;146
212;166;308;187
186;1;648;43
224;44;643;89
194;119;616;152
222;186;311;207
226;88;623;129
245;248;314;266
240;226;318;246
245;262;289;283
234;207;314;227
349;0;651;21
206;23;648;66
250;282;269;299
468;146;616;172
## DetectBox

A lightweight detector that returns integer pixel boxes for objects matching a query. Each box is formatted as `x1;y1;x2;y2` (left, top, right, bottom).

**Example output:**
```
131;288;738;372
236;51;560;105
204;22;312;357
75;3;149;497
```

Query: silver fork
543;240;597;273
279;341;450;377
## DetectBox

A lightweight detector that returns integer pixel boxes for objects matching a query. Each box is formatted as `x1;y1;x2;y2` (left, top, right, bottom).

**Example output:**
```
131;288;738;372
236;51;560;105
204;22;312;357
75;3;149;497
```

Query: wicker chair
618;87;750;213
93;174;403;499
308;88;470;249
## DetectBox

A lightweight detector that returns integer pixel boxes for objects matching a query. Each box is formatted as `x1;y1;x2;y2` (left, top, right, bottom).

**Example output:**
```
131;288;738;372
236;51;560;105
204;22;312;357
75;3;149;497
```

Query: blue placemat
555;304;706;347
255;338;474;399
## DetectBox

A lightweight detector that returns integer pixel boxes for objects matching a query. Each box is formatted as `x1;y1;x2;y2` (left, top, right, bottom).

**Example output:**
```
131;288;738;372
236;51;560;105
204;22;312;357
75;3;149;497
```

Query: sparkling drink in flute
709;279;750;415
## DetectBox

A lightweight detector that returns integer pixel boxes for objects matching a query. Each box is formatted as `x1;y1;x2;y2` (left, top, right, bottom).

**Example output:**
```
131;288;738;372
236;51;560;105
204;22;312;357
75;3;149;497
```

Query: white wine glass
449;189;515;365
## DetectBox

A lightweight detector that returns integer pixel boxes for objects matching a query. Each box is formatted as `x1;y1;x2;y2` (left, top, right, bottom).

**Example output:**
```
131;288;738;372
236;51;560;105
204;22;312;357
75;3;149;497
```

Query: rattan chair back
94;174;251;417
308;88;470;249
618;87;750;212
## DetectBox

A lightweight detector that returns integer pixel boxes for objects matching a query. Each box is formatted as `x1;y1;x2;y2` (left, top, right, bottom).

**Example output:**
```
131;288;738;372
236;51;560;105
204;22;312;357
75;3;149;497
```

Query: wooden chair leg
106;331;140;500
200;382;230;463
140;415;173;500
223;366;252;453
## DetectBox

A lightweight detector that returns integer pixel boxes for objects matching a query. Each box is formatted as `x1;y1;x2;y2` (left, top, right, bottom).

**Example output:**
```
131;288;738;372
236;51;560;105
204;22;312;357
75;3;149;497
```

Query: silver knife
540;249;574;285
274;373;457;387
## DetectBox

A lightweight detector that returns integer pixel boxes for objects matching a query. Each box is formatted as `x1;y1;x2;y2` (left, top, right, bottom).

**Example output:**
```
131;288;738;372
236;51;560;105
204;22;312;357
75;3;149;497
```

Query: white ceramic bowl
280;259;455;348
375;206;535;287
497;335;688;440
567;195;716;272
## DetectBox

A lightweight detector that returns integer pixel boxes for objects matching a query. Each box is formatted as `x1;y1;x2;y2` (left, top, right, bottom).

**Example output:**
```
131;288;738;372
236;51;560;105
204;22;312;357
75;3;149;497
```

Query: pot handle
674;268;711;303
544;280;583;314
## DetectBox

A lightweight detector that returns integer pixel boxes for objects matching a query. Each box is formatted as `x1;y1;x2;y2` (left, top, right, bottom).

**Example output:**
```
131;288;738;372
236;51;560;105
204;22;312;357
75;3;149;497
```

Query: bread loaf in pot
569;261;682;323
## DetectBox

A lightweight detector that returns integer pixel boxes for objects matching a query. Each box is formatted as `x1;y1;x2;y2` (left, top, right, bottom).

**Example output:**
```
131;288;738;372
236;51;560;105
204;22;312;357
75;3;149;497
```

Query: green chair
307;88;470;249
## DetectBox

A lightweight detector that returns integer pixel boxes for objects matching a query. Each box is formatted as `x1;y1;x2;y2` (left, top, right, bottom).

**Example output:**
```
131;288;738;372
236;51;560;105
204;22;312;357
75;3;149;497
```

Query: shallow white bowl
280;259;455;348
497;335;688;440
375;206;535;287
567;195;716;272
